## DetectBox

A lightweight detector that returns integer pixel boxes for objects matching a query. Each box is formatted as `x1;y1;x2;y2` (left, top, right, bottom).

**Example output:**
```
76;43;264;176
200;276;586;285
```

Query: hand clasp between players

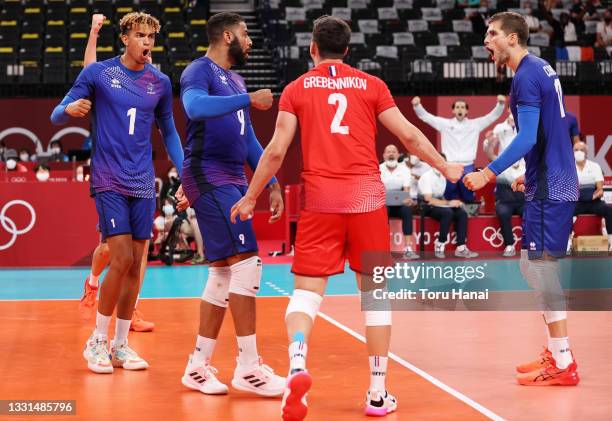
65;99;92;118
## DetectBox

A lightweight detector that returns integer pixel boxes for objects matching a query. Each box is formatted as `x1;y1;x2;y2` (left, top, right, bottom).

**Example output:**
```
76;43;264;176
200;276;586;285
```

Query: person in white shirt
406;154;431;199
595;9;612;48
418;155;479;259
380;145;419;259
572;142;612;252
412;95;505;202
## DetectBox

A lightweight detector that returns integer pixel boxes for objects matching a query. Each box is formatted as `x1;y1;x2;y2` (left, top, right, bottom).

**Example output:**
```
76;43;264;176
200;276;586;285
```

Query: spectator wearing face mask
380;144;419;259
4;150;28;172
418;154;479;259
406;154;431;199
48;140;69;162
18;148;31;163
571;141;612;253
412;95;506;203
35;164;51;181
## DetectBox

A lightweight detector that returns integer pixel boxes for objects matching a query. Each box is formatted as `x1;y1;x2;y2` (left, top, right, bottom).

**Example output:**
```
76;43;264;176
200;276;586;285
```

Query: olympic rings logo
0;200;36;251
482;226;522;248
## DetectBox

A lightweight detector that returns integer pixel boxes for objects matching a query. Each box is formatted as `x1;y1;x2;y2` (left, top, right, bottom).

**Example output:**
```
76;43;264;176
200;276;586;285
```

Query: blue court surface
0;258;609;301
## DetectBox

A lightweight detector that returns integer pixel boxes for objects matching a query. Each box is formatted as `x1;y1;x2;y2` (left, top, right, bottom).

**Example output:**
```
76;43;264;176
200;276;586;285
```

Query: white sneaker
404;248;420;260
365;389;398;416
83;334;113;374
181;355;228;395
281;370;311;421
434;241;446;259
110;340;149;370
454;246;479;258
231;357;285;397
502;245;516;257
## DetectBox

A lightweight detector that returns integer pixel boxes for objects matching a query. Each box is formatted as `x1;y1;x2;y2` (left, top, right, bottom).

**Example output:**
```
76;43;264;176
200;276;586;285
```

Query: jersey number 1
328;93;349;135
127;108;137;135
553;79;566;118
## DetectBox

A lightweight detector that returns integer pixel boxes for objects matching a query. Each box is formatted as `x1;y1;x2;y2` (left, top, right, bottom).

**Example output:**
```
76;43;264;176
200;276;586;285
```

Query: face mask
6;159;16;170
163;204;174;216
20;153;29;162
37;171;49;182
385;159;398;169
51;147;61;155
76;173;84;182
574;150;585;162
410;155;420;166
168;172;178;180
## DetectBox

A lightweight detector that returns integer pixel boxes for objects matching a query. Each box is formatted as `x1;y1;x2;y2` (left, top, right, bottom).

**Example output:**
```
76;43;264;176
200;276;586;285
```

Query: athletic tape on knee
228;256;262;297
202;266;231;308
543;310;567;324
285;289;323;322
361;289;392;326
520;252;566;314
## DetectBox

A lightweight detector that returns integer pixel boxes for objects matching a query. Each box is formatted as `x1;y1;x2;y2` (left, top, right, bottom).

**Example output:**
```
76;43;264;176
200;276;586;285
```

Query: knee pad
543;310;567;324
228;256;262;297
361;289;392;326
285;289;323;322
202;266;231;308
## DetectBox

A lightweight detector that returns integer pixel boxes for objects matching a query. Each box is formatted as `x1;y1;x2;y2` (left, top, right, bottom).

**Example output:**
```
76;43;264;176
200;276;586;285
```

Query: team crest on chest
147;82;155;94
111;78;121;89
219;74;228;85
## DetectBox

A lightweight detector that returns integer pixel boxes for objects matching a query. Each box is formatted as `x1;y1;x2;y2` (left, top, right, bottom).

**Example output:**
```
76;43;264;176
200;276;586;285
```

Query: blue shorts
522;200;576;259
94;191;155;241
193;184;258;262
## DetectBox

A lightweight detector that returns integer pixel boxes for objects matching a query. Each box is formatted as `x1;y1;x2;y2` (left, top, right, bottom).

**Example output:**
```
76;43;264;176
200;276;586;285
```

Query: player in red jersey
231;16;462;420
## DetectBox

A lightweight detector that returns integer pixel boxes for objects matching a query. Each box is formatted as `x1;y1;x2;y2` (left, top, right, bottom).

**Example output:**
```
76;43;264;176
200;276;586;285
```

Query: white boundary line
317;310;505;421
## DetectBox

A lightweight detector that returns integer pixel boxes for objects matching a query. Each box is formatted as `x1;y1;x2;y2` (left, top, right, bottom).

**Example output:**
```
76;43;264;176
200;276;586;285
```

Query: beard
229;37;248;66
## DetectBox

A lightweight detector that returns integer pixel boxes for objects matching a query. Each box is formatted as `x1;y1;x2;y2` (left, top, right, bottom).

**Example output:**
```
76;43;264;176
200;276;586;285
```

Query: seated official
573;142;612;253
380;144;419;259
495;160;525;257
418;160;478;259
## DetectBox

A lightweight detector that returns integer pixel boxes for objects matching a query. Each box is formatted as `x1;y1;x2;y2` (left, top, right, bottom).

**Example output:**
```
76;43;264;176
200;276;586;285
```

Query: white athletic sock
369;356;388;392
89;272;100;287
94;311;111;337
193;335;216;365
548;337;572;369
237;334;259;366
114;318;131;346
288;340;308;373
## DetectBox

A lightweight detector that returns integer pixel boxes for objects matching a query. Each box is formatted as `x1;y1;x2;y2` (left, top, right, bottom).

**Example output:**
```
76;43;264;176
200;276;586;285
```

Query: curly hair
119;12;160;35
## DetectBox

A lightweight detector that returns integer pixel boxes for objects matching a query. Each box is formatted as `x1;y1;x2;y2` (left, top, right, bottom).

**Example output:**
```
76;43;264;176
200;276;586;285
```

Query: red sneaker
78;276;98;321
516;358;580;386
130;309;155;332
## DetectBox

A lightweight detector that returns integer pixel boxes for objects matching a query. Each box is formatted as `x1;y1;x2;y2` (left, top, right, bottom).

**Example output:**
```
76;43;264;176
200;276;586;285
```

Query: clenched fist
91;14;106;35
249;89;273;110
412;96;421;106
65;99;92;118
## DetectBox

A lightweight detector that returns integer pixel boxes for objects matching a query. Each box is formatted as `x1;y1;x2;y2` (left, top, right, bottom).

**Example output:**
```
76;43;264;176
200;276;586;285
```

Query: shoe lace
203;364;219;378
93;338;109;358
133;310;143;321
256;357;275;376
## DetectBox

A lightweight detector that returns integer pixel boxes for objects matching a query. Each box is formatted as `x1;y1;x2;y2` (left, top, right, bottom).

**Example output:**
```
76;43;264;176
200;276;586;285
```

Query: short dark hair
207;12;245;44
489;12;529;47
452;99;469;110
312;15;351;59
35;164;50;172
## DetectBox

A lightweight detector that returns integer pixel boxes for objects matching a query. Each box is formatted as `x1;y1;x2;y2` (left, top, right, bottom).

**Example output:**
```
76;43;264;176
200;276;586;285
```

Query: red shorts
291;206;391;277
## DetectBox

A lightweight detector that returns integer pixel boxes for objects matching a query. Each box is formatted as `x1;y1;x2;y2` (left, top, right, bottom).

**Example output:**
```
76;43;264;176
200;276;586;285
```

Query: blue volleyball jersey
509;54;578;202
67;56;173;199
180;57;251;203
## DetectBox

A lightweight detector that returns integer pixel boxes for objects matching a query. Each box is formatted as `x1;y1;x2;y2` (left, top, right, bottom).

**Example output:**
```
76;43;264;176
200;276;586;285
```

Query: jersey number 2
553;79;566;118
328;93;349;135
127;108;136;135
